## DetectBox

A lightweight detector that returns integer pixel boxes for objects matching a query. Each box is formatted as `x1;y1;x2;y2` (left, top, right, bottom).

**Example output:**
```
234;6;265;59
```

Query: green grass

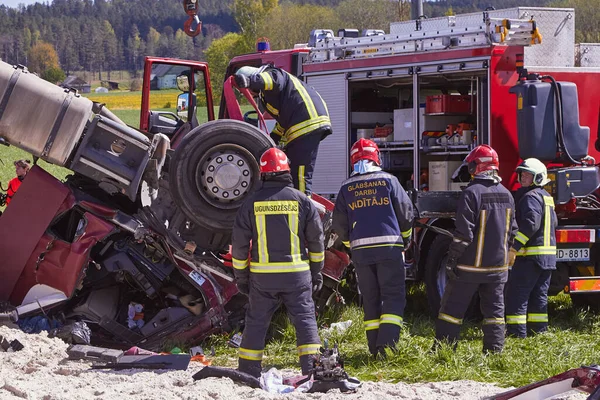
202;285;600;388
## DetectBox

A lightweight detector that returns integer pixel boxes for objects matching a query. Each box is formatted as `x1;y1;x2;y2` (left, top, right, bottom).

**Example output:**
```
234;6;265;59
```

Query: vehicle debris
0;335;24;352
193;365;262;388
67;344;124;363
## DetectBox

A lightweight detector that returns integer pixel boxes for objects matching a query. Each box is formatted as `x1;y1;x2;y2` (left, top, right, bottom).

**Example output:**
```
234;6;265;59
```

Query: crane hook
183;0;202;37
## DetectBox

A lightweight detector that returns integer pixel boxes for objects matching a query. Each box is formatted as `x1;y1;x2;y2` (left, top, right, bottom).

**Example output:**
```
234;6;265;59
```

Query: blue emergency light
257;38;271;52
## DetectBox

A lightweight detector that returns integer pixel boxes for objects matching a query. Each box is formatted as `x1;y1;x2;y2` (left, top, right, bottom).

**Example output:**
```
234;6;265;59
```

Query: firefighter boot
238;358;262;378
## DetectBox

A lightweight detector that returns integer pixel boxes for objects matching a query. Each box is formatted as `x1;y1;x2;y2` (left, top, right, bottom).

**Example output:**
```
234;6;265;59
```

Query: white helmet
516;158;550;186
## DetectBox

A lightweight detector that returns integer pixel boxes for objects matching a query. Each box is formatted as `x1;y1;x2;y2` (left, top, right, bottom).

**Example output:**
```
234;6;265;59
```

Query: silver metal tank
0;61;93;166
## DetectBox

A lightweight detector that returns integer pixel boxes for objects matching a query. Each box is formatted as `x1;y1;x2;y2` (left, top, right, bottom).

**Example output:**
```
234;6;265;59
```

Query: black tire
424;234;480;319
169;120;274;248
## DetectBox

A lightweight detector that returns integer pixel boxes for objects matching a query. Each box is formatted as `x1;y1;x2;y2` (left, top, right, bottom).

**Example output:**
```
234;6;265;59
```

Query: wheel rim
195;144;256;209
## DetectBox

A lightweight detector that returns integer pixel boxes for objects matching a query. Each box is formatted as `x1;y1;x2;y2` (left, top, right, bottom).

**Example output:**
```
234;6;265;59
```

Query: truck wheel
424;234;480;319
169;120;274;246
425;235;452;317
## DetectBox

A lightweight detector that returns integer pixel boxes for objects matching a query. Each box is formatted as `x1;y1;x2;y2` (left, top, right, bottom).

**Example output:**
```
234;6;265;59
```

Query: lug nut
234;190;240;196
243;170;249;176
216;157;223;164
241;181;248;188
212;187;219;193
223;192;229;198
227;155;234;161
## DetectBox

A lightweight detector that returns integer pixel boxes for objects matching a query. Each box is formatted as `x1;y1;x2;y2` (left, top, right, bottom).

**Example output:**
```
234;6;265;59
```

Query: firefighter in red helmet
231;147;324;378
435;144;517;353
332;138;414;358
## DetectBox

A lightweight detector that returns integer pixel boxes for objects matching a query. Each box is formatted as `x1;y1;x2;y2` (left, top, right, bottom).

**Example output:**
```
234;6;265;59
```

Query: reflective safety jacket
332;171;414;265
6;177;21;205
450;178;518;282
247;67;332;147
231;177;324;292
513;187;557;269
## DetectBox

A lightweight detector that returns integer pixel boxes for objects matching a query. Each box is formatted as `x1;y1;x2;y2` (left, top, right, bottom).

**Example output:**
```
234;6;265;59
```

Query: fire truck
223;7;600;314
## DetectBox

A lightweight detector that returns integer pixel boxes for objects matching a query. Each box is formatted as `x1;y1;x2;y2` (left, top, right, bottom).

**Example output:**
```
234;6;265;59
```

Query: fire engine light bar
569;277;600;293
555;229;595;243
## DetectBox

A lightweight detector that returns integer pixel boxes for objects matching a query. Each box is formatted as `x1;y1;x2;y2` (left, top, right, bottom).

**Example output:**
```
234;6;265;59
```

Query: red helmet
350;138;380;166
260;148;290;174
465;144;499;175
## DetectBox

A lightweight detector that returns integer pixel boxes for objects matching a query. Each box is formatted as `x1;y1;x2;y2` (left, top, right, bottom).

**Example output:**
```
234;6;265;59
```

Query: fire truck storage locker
577;43;600;67
390;7;575;67
305;72;348;197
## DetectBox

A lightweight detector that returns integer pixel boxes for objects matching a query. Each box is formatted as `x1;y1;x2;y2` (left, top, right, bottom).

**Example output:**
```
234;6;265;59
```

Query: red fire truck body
226;7;600;312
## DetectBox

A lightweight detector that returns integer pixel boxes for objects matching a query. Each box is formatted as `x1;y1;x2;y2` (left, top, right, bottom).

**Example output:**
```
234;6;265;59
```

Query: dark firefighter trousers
504;258;552;338
356;258;406;355
238;284;320;378
284;131;322;196
436;279;505;352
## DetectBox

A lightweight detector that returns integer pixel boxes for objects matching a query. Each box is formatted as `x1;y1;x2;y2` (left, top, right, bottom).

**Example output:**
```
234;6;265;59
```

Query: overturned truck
0;60;350;350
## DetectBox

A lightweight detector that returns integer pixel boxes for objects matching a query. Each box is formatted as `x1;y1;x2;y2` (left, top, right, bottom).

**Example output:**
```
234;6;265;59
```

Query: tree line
0;0;597;86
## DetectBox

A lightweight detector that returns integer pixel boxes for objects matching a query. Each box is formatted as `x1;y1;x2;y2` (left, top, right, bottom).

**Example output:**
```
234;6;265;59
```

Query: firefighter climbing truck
225;7;600;314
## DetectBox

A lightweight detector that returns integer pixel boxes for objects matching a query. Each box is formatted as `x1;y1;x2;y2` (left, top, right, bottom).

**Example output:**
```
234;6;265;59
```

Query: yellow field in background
85;90;179;110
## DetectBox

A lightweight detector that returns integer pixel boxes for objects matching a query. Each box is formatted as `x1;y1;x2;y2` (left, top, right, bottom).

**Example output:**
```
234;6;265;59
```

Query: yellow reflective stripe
285;116;331;143
239;347;263;361
298;165;306;194
527;313;548;322
516;246;557;256
354;243;404;250
401;228;412;239
342;241;350;248
256;214;268;263
289;74;317;119
290;211;302;264
380;314;403;326
309;251;324;262
483;317;505;325
272;123;284;137
543;196;554;247
506;315;527;325
266;102;279;116
475;209;487;267
503;208;512;265
438;313;462;325
249;261;310;273
232;257;249;270
364;319;380;331
515;231;529;245
259;71;273;91
457;264;509;273
297;344;321;356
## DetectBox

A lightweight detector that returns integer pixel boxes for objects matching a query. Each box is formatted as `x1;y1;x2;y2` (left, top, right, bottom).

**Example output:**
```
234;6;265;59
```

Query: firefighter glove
508;247;517;268
236;283;249;296
234;73;250;89
312;272;323;294
445;257;459;280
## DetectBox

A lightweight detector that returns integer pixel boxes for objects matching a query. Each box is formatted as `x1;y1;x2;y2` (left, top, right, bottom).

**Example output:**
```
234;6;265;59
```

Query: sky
2;0;46;8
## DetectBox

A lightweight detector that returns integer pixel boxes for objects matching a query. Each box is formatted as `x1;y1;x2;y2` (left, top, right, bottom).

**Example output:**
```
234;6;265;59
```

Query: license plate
557;247;590;262
189;270;206;287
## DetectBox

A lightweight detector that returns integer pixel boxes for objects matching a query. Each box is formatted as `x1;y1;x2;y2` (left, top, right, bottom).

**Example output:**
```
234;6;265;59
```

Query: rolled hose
540;75;582;165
